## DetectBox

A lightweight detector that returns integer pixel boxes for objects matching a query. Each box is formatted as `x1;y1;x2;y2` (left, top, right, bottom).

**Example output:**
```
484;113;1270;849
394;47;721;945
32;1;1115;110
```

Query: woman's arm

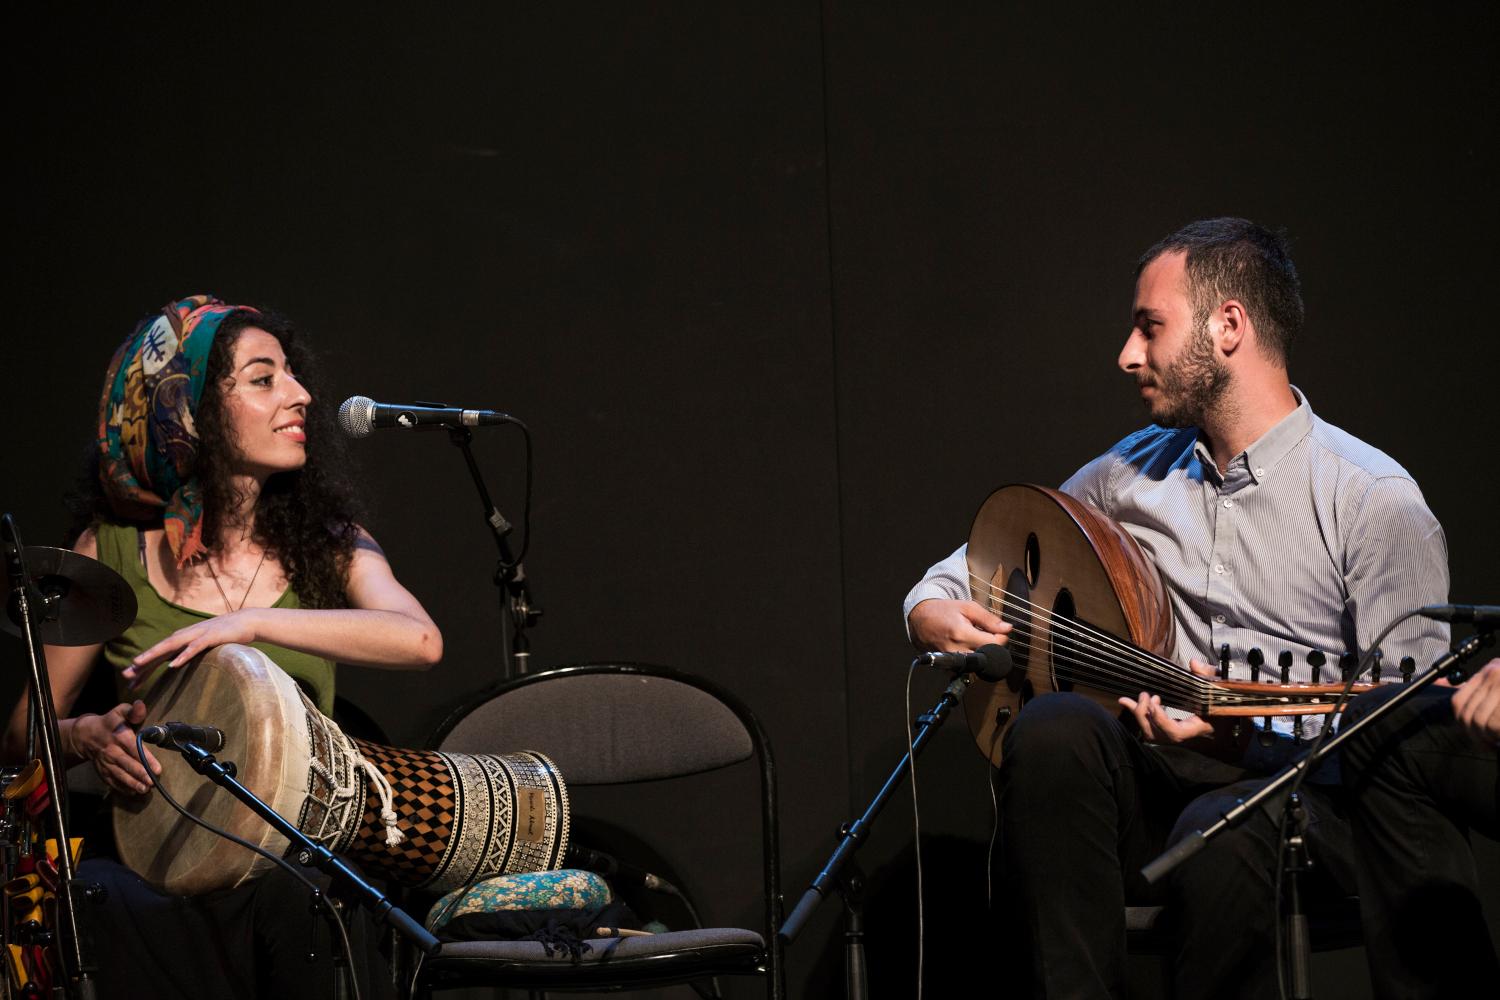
2;528;163;794
2;642;103;763
125;528;442;680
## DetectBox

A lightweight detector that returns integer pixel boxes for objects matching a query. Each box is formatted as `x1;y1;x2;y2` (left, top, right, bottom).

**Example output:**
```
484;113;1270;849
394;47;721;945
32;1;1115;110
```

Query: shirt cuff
902;581;969;642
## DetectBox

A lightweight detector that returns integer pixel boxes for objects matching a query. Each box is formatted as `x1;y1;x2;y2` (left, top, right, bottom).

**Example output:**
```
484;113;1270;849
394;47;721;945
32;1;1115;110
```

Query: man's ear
1216;299;1248;355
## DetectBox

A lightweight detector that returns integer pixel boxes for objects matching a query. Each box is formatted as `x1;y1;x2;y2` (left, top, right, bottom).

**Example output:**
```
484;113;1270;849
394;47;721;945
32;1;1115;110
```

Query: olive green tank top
95;522;337;715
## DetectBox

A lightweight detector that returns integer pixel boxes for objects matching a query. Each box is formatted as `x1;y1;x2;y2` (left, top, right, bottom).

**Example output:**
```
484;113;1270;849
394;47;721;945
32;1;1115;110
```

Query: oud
962;484;1374;765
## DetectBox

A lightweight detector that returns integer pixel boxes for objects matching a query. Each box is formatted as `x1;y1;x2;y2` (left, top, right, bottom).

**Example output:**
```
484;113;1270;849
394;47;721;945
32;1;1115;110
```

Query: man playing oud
905;218;1457;997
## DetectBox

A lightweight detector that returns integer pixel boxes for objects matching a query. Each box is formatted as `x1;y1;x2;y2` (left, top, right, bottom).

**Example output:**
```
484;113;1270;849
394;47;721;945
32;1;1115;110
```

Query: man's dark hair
1137;218;1303;364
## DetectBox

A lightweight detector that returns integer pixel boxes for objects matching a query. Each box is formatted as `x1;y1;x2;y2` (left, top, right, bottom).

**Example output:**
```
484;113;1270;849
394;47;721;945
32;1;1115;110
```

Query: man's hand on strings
1119;659;1217;743
908;599;1012;652
1450;658;1500;744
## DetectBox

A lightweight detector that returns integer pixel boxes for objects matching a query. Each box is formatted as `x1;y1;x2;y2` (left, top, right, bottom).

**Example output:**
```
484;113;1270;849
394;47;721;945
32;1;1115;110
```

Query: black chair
409;662;784;999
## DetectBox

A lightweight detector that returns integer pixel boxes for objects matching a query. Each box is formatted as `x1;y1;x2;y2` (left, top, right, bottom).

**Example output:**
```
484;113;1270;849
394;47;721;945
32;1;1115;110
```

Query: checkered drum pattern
346;739;460;885
333;740;570;892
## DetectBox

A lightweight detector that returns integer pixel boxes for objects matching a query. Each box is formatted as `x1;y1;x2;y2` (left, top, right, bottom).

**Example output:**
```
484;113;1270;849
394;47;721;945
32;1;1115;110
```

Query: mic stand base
313;890;356;1000
1283;792;1313;1000
838;860;867;1000
778;672;969;1000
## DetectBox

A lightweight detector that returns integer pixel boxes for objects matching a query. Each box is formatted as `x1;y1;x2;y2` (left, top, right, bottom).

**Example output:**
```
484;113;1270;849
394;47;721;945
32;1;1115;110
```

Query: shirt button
1223;499;1234;509
1214;564;1226;574
1214;614;1227;624
1255;467;1265;477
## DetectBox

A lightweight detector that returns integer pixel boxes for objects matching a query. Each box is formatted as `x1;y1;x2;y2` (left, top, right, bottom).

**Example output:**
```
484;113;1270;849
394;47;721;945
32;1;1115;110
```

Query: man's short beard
1145;315;1231;429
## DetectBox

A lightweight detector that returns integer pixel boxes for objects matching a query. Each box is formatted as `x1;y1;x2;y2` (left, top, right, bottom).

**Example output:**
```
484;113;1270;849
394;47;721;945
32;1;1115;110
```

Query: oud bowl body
962;484;1176;765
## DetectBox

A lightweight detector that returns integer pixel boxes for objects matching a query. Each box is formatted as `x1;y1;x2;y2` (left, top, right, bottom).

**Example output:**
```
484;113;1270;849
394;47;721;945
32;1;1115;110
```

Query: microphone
1418;604;1500;627
563;844;677;894
914;643;1014;682
139;722;226;752
338;396;513;439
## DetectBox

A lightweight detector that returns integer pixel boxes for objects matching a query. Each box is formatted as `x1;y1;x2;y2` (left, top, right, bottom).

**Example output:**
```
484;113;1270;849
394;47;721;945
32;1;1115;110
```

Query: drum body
113;644;569;896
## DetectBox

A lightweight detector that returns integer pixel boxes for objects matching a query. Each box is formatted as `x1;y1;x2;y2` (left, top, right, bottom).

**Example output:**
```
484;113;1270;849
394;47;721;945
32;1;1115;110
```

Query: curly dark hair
68;307;363;609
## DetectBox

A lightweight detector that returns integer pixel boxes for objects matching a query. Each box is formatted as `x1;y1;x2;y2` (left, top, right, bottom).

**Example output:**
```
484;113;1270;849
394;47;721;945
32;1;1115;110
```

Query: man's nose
1118;330;1145;373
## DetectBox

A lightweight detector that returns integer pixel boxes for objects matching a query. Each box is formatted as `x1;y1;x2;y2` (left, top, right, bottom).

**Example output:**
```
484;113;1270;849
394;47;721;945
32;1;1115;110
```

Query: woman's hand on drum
68;701;160;796
123;610;263;686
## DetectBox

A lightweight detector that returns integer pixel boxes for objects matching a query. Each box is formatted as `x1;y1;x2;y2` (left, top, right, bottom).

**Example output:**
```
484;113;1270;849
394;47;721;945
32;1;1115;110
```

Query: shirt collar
1191;386;1314;486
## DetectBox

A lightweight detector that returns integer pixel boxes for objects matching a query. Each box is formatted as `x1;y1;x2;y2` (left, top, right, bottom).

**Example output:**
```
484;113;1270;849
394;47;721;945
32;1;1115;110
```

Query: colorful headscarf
97;295;255;566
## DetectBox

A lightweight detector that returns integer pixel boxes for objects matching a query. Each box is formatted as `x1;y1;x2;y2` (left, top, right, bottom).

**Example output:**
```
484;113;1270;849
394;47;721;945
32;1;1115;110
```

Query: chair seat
417;664;784;997
422;927;767;991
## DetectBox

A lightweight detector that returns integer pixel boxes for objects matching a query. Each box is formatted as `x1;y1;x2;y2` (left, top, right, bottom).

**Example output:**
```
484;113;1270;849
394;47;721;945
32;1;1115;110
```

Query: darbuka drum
113;644;569;895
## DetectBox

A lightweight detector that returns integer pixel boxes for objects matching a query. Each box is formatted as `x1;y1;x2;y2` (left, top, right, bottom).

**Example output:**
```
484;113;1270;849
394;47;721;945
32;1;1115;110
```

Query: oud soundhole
1048;589;1078;693
1001;567;1031;693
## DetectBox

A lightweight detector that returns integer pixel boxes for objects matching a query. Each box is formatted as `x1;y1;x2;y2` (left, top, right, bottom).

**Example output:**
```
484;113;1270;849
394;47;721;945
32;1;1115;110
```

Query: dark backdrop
6;3;1496;997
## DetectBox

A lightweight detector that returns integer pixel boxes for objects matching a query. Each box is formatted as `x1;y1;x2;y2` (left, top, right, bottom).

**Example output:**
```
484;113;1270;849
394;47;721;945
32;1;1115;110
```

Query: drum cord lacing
303;705;406;849
355;753;405;847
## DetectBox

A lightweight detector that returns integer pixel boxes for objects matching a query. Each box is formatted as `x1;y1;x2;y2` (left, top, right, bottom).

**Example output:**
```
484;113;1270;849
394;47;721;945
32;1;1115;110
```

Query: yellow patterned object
3;836;84;992
6;944;32;990
44;838;83;867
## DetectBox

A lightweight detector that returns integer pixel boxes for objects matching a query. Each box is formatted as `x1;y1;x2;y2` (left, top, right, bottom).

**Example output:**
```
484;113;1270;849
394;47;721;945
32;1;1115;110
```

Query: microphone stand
153;737;441;977
3;514;98;999
1140;627;1495;998
779;666;972;1000
443;424;540;679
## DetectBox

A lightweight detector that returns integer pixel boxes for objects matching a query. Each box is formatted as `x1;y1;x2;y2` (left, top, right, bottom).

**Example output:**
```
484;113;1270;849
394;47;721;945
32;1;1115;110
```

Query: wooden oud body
963;484;1176;765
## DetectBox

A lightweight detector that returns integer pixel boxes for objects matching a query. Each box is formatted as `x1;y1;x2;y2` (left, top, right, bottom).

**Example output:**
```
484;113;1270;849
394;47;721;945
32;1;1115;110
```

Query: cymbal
3;546;136;647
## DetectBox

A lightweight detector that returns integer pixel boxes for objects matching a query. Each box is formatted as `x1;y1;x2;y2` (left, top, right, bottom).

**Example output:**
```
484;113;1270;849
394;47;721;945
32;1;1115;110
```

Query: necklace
205;548;270;614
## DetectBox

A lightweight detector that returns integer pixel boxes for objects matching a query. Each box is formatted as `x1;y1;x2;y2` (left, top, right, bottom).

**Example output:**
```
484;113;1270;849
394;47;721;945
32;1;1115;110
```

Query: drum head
113;644;312;895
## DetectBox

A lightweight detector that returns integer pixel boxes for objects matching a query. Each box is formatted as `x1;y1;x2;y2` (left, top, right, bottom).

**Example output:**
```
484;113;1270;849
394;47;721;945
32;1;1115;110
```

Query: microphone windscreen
974;644;1014;682
338;396;376;438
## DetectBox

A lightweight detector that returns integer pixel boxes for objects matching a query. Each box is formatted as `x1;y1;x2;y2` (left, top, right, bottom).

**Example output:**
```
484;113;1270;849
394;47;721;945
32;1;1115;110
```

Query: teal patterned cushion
425;870;613;933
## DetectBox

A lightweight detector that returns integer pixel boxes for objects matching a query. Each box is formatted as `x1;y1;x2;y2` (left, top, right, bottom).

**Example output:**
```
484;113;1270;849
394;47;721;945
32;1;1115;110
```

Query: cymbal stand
2;514;96;998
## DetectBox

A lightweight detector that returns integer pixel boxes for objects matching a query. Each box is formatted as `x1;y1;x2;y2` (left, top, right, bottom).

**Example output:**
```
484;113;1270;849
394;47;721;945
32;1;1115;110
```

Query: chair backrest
426;662;783;995
432;665;753;785
429;659;780;995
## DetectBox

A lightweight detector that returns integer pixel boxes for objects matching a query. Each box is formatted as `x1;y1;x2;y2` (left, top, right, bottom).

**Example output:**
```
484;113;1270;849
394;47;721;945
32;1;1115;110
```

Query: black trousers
77;858;397;1000
1340;682;1500;999
996;692;1356;999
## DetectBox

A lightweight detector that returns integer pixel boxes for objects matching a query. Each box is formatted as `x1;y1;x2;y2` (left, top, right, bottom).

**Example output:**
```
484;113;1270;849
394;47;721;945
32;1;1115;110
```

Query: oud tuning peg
1370;648;1383;683
1247;647;1264;683
1307;649;1326;684
1219;643;1231;681
1400;656;1416;683
1340;652;1358;684
1278;650;1294;685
